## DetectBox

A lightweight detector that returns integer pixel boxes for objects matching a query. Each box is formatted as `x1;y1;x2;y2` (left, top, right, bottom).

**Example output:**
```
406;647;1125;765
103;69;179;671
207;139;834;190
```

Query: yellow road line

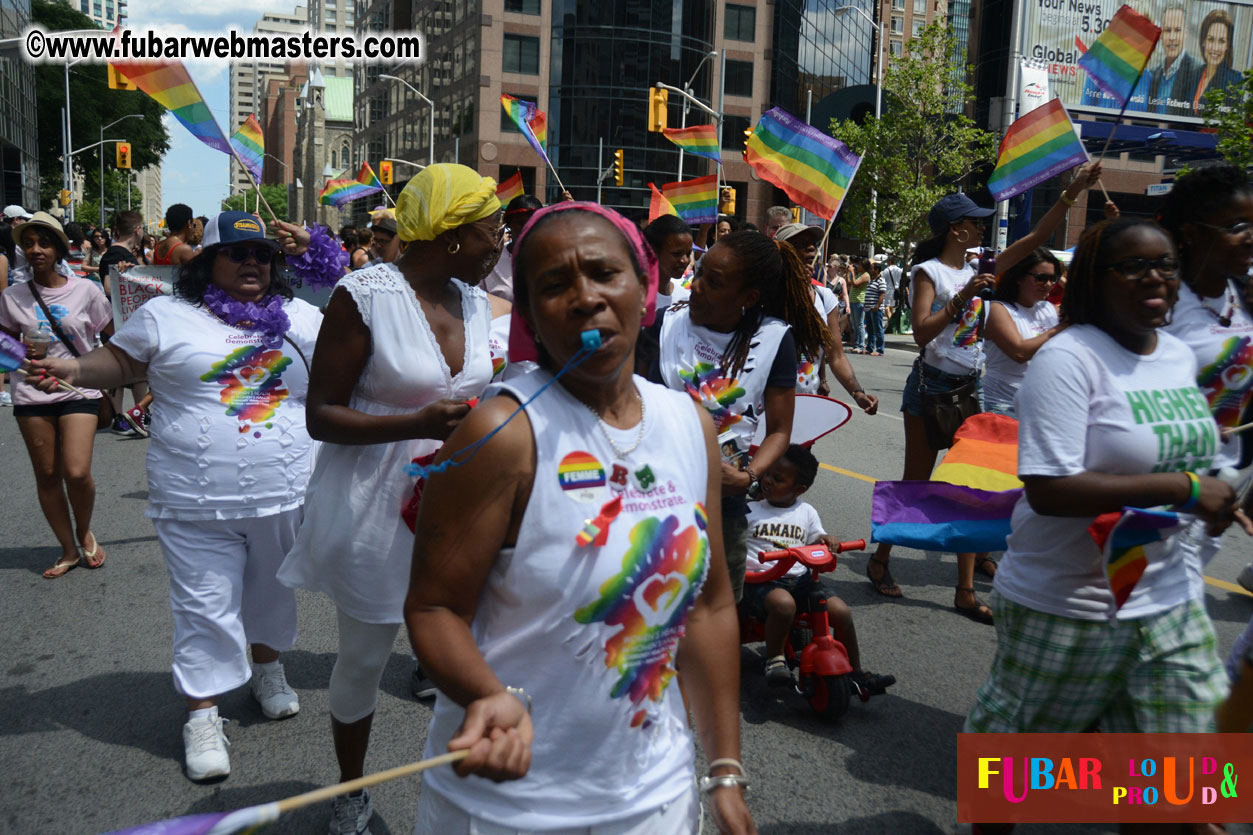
818;460;1252;597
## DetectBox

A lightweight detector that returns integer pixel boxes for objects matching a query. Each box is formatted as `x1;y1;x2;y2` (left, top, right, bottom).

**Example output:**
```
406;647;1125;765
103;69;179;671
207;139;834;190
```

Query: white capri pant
329;609;402;724
154;508;301;699
414;781;699;835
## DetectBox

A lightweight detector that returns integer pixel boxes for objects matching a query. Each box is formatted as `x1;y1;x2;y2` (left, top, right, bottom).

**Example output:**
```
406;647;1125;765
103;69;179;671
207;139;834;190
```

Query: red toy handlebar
746;539;866;584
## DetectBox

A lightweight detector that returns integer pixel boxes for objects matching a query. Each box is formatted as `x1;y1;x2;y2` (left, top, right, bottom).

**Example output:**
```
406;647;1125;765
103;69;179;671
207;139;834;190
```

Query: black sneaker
849;669;895;699
764;656;792;687
110;414;136;436
410;666;436;699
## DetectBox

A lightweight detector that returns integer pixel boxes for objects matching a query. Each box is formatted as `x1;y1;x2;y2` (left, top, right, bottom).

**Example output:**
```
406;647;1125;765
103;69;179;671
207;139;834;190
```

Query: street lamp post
101;114;143;228
677;50;718;181
835;4;884;258
379;74;434;166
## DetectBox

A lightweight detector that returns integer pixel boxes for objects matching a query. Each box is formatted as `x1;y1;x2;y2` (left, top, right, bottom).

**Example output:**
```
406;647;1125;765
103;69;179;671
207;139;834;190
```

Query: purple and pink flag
102;802;279;835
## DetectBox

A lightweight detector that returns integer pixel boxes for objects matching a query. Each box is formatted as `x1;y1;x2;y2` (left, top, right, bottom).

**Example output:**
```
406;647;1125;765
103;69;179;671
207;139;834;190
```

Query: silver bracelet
700;773;750;794
504;686;532;714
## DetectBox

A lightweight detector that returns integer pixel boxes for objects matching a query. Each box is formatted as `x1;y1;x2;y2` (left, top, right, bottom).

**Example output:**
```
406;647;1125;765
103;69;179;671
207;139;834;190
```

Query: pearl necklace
583;387;647;459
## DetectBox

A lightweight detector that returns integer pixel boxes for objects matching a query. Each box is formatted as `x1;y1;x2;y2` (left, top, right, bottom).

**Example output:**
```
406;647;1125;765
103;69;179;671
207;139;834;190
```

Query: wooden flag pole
810;218;836;276
275;751;469;814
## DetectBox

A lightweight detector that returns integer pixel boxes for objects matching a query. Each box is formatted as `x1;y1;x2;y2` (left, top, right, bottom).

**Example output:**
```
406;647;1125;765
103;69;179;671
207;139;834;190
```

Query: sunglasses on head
220;244;274;264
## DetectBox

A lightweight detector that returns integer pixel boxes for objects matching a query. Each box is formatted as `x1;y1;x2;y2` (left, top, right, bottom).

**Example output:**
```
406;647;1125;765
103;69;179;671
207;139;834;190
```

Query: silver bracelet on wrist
700;773;750;794
504;685;532;714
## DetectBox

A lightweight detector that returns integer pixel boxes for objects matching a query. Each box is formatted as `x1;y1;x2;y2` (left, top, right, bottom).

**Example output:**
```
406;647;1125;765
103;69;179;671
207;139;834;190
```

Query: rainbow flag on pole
1088;507;1181;610
320;163;385;207
109;57;230;154
103;801;279;834
744;108;860;220
660;175;718;224
229;114;265;183
647;182;679;222
988;98;1088;202
661;125;722;164
1076;4;1160;109
500;95;550;165
497;171;525;206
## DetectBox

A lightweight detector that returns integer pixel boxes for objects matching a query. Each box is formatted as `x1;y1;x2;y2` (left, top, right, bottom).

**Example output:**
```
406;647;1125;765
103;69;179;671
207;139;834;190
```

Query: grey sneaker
183;713;230;781
764;656;792;687
250;663;300;719
1239;564;1253;594
329;789;373;835
410;666;436;699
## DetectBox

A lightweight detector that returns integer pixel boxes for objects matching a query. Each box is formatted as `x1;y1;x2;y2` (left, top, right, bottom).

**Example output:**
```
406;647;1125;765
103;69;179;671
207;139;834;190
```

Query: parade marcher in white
982;247;1066;417
31;211;324;781
406;202;755;834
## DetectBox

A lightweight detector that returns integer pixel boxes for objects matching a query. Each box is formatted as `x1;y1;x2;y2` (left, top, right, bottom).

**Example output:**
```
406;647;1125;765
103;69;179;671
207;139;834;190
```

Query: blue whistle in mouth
580;329;603;350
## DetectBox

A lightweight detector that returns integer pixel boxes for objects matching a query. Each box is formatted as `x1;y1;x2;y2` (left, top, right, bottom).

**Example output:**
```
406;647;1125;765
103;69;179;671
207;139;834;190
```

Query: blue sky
125;0;296;216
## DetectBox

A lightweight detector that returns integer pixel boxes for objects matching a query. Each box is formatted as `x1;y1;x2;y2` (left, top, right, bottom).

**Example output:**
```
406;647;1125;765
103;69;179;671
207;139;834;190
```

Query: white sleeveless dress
278;263;493;624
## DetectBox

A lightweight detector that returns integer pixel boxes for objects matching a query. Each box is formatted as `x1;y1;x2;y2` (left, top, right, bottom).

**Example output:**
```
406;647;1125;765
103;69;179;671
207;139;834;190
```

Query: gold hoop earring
954;229;970;244
447;241;461;255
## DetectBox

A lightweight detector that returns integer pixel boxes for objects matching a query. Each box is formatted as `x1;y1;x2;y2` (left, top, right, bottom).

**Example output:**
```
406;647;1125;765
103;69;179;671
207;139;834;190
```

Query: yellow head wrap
395;163;500;243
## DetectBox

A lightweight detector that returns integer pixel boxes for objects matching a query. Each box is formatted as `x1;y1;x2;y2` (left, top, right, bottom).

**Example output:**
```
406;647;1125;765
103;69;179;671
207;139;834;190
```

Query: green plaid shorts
965;593;1228;734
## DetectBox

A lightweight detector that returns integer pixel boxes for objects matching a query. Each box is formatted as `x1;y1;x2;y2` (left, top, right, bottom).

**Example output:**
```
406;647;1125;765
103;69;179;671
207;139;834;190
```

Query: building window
890;39;903;57
504;0;540;13
892;0;904;8
500;93;537;133
914;0;926;14
722;114;750;150
724;60;753;97
891;16;903;34
724;4;755;42
503;34;540;75
912;18;924;36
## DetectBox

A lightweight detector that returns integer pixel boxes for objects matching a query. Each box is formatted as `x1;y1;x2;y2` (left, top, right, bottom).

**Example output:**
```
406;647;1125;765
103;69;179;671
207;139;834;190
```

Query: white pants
413;782;700;835
154;509;301;699
329;609;402;723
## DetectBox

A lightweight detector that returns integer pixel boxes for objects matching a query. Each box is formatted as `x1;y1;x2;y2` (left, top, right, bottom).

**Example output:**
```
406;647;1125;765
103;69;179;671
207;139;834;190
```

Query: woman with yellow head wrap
277;162;503;835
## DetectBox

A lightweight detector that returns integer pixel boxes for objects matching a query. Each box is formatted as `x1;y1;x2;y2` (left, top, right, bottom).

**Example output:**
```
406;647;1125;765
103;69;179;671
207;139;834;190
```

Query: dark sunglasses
1103;257;1180;281
220;244;275;264
1197;220;1253;238
1027;272;1060;284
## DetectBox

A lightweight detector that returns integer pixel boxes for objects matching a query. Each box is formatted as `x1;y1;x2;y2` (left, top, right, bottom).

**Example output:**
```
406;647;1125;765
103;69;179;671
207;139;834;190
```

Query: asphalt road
2;337;1252;835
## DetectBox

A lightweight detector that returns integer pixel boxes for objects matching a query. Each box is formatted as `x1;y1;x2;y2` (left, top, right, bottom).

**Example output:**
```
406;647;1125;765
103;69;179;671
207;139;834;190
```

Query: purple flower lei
288;224;349;290
202;284;291;348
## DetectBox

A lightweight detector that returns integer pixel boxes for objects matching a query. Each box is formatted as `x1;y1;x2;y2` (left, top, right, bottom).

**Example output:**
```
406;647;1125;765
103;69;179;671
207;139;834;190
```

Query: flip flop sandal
43;555;81;579
81;534;105;569
866;556;903;598
974;555;998;579
954;586;993;624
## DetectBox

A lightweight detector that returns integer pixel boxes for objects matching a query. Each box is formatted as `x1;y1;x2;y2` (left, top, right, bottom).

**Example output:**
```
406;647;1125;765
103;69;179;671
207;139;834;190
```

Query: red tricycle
739;538;881;721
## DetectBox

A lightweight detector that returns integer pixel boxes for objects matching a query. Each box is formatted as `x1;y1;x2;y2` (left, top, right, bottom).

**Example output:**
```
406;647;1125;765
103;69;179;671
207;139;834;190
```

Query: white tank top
982;300;1059;409
910;257;982;375
422;370;711;828
659;305;790;450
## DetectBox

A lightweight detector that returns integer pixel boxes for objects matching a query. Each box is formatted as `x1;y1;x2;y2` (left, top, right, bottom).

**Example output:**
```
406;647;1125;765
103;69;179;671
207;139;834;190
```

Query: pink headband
507;201;659;363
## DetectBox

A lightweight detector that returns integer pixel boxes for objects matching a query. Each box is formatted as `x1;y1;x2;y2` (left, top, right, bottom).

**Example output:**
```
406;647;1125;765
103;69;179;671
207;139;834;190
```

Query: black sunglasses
220;244;275;264
1027;272;1060;284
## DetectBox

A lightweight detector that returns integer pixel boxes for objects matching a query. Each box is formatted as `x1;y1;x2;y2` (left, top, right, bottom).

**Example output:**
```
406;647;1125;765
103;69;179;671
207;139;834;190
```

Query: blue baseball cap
927;193;995;236
201;211;278;250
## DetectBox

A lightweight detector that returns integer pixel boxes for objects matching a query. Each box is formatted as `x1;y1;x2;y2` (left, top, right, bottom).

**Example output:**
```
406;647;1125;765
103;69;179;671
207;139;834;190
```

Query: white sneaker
250;663;300;719
329;789;373;835
0;390;11;407
1239;563;1253;594
183;713;230;781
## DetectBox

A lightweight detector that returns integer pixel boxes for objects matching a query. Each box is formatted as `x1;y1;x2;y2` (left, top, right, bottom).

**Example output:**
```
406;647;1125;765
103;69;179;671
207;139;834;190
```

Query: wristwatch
744;467;762;501
504;686;532;714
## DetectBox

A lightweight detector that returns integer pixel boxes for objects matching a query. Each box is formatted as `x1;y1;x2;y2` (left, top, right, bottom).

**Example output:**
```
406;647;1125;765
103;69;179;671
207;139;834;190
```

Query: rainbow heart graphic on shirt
678;362;746;432
200;344;293;433
573;506;709;729
1197;335;1253;429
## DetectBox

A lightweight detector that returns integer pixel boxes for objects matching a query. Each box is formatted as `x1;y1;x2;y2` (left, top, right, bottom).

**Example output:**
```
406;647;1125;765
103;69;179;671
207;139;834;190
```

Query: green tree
1200;69;1253;172
77;169;145;230
221;185;289;222
32;0;170;212
829;22;996;259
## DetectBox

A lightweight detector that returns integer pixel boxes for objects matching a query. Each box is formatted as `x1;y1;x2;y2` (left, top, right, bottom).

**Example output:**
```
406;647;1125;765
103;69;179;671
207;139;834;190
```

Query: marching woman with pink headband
407;202;754;834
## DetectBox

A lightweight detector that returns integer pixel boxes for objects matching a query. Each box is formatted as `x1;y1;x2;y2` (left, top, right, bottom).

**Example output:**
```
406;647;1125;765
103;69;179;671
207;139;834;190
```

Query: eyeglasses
1027;272;1060;284
221;244;274;264
1197;220;1253;238
1103;257;1180;281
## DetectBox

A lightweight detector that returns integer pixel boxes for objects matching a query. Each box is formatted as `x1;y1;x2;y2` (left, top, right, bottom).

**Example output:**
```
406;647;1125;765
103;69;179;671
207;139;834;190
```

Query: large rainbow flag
744;107;860;220
647;182;679;222
660;175;718;225
988;98;1088;202
1077;4;1160;110
497;170;525;206
872;414;1024;553
109;57;230;155
319;162;384;208
500;94;550;165
1088;507;1181;610
661;125;722;164
229;114;265;184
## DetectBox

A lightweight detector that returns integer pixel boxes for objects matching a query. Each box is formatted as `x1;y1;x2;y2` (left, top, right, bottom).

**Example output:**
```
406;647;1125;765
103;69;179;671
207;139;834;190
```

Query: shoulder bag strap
27;280;81;357
283;334;310;374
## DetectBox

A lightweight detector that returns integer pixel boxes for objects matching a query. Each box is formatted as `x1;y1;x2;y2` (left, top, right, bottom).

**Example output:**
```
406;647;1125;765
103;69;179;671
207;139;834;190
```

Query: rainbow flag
873;414;1024;553
319;163;384;208
229;114;265;184
109;57;230;155
1077;4;1160;110
103;801;279;834
497;171;525;206
500;95;550;166
647;182;678;222
1088;507;1181;610
744;107;860;220
660;175;718;224
988;98;1089;202
661;125;722;164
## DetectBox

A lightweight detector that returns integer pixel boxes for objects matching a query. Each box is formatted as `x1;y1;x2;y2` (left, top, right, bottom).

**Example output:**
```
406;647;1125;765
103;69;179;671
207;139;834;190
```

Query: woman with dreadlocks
650;230;830;604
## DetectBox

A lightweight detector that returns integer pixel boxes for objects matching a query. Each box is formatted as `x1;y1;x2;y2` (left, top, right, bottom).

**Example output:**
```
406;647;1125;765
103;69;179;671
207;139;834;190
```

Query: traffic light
59;189;71;207
613;148;624;187
379;161;393;185
116;142;131;169
648;87;668;133
719;186;736;216
107;65;137;91
790;207;802;223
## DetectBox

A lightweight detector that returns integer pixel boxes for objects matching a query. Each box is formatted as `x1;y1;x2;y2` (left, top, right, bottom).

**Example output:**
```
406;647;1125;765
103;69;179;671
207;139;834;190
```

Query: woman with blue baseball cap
30;210;325;782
